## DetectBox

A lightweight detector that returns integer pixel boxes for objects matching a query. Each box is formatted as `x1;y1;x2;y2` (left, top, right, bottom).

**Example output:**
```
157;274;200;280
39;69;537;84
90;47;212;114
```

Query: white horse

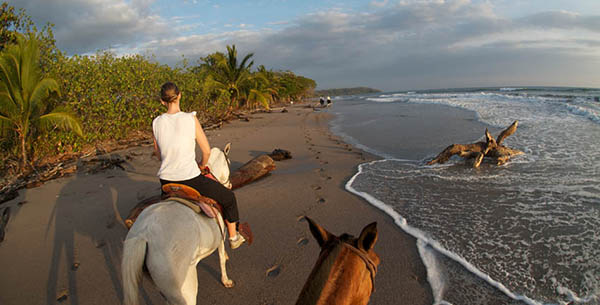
122;143;233;305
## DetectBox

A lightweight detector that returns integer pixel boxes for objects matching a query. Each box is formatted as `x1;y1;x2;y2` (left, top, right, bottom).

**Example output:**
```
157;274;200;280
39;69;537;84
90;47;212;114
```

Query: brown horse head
296;217;380;305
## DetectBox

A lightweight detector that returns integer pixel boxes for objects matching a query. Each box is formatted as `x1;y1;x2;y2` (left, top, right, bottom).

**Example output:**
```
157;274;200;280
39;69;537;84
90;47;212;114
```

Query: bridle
334;239;378;294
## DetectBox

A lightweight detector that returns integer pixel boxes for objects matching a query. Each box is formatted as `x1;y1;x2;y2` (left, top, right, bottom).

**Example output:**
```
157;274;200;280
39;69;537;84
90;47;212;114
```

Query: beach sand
0;104;432;305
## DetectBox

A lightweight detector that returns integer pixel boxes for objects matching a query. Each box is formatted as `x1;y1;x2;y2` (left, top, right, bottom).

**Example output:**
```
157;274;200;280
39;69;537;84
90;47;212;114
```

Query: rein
337;240;378;294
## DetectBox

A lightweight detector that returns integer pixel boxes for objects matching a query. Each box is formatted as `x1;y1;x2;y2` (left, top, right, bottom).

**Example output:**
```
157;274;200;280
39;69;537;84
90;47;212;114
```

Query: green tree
246;65;278;110
0;2;33;51
0;34;82;170
203;45;254;111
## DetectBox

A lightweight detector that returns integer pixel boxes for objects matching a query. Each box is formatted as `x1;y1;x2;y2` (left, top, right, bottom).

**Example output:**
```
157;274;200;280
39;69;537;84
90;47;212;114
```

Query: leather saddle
124;183;254;246
124;183;223;229
161;183;223;217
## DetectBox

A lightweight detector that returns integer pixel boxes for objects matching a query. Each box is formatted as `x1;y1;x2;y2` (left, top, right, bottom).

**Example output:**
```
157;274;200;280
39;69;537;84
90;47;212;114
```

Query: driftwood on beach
231;154;276;189
427;120;524;168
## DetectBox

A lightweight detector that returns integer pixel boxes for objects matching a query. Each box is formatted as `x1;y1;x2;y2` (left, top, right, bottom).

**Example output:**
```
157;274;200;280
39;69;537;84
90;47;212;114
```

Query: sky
8;0;600;91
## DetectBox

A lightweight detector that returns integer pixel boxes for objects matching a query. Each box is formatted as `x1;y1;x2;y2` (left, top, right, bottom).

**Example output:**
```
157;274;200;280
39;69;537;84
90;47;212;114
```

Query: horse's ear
305;217;332;248
224;143;231;155
357;222;378;252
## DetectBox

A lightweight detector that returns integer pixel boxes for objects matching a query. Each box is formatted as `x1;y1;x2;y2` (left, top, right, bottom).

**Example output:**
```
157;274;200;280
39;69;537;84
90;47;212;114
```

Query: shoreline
0;103;433;305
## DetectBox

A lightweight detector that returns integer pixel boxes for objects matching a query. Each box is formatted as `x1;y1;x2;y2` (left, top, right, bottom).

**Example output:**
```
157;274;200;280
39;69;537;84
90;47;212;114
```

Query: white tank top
152;111;201;181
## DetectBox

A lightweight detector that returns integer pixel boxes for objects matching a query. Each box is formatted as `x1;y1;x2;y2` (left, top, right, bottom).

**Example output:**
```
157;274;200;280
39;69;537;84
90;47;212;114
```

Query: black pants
160;174;239;223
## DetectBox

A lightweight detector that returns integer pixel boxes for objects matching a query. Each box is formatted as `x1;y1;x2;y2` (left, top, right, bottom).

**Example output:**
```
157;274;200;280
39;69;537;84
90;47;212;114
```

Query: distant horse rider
319;96;325;106
326;96;332;106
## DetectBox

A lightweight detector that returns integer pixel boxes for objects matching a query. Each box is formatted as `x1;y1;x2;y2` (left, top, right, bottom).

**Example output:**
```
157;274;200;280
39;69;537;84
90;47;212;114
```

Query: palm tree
203;45;254;111
0;34;82;170
246;66;279;110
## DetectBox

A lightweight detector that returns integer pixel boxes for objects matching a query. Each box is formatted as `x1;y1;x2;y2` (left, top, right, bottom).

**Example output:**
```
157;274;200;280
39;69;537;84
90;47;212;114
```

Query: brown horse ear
357;222;378;252
305;217;333;248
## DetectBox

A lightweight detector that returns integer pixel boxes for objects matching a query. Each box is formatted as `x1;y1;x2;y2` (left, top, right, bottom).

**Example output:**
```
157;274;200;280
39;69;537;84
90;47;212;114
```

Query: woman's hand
198;163;211;175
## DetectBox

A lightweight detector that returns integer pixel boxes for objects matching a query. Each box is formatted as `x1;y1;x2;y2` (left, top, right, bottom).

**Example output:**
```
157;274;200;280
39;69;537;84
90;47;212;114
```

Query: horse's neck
296;245;372;305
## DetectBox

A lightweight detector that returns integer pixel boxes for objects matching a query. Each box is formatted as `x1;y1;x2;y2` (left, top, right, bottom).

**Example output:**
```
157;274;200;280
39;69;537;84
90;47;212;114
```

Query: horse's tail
122;236;147;305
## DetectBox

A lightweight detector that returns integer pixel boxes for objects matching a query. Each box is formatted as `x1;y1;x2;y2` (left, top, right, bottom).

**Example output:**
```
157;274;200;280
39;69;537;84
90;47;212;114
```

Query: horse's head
207;143;232;189
296;217;380;305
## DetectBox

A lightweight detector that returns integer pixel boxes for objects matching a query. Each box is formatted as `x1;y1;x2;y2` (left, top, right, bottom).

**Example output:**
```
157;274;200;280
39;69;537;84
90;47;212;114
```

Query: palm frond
0;53;23;108
0;114;15;137
248;89;271;110
37;106;83;137
0;92;18;118
239;53;254;71
20;34;42;97
29;78;60;118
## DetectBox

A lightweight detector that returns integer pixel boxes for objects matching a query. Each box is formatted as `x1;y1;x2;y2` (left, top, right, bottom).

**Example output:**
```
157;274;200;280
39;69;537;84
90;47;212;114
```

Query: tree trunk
19;131;27;171
230;154;276;189
427;120;524;168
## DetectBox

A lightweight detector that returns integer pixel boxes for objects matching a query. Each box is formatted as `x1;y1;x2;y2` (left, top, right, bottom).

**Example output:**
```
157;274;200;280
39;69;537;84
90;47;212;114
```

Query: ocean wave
336;87;600;304
346;160;543;305
565;102;600;124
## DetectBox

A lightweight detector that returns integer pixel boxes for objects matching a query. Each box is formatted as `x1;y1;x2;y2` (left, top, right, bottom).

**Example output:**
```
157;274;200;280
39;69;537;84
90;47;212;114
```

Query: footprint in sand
317;198;326;204
297;238;309;246
311;185;322;191
266;265;281;278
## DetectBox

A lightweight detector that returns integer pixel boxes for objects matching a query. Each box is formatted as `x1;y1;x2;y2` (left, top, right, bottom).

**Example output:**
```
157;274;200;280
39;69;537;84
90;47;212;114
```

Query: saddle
124;184;223;229
162;183;224;217
124;184;254;246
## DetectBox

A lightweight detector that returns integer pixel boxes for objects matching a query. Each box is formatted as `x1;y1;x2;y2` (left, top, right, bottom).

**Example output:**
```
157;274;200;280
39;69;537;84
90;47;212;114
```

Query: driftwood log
427;120;524;168
231;154;276;189
269;149;292;161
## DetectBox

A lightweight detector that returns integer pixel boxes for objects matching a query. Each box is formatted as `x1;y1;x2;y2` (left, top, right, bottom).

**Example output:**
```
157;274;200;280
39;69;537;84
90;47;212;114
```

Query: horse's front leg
218;241;234;288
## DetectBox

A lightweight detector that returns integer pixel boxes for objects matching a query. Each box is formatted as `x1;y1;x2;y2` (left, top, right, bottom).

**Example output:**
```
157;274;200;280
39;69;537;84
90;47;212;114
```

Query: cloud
8;0;600;90
8;0;171;54
370;0;389;8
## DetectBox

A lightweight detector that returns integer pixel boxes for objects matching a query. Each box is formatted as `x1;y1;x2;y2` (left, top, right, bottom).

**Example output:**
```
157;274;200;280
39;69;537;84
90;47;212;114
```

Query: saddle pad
124;195;218;229
162;183;223;214
168;197;217;218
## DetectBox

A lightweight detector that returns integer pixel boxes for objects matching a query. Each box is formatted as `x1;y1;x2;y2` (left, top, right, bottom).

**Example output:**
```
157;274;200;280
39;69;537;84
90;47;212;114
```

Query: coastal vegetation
314;87;380;97
0;34;82;171
0;4;316;179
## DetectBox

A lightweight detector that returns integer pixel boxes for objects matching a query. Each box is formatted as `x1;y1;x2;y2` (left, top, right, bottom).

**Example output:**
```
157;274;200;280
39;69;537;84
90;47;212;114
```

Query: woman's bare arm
194;116;211;168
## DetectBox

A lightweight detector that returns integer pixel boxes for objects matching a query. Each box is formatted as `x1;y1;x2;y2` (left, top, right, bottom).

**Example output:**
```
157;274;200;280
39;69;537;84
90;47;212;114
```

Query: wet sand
0;104;432;305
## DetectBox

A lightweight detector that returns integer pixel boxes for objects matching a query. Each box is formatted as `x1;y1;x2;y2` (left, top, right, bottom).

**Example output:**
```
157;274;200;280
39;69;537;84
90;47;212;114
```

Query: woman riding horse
152;82;246;249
